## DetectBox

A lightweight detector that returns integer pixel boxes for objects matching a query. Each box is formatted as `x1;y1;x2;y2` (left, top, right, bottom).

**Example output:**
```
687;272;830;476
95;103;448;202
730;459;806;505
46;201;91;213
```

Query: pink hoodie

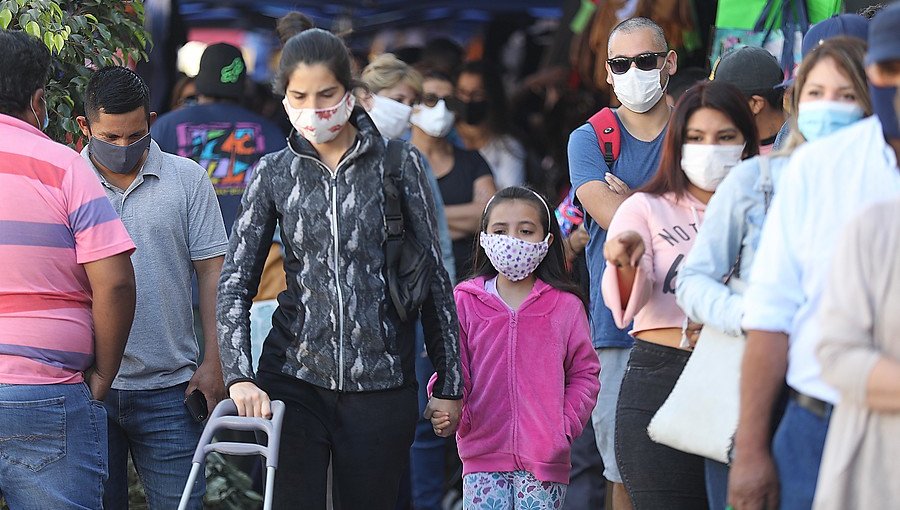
433;277;600;484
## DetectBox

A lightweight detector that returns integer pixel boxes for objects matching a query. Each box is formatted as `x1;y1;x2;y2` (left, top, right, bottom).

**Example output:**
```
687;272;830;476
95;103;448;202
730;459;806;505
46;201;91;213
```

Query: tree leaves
0;8;12;29
24;19;38;37
0;0;151;146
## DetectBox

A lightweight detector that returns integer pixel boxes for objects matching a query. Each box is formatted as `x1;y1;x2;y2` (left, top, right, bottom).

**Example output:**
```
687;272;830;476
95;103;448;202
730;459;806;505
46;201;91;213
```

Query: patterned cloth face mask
480;232;551;282
283;92;356;144
479;190;553;282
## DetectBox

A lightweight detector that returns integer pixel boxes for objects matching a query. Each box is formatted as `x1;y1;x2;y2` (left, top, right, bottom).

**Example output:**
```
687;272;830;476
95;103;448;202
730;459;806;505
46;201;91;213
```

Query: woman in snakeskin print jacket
216;29;462;508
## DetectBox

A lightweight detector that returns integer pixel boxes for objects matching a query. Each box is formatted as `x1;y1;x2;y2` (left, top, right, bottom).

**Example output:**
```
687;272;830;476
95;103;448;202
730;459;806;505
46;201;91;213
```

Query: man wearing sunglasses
568;16;677;510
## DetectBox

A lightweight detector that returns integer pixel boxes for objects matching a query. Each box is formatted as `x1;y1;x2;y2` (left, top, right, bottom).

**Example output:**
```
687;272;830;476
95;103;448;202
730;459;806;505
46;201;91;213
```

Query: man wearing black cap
711;46;786;155
728;5;900;510
152;43;287;347
151;43;286;235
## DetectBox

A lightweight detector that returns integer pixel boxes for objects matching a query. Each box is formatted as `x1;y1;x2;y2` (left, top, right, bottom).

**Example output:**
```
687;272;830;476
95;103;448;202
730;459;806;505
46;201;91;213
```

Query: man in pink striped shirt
0;30;137;509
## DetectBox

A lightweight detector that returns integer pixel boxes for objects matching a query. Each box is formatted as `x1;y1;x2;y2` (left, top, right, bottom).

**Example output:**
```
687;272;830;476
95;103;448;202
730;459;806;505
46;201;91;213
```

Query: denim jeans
103;382;204;510
704;459;729;510
771;398;831;510
590;346;630;484
0;382;107;510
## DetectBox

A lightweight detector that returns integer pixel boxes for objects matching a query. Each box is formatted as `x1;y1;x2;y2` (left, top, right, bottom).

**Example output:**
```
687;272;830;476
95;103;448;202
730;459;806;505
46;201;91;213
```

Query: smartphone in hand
184;389;208;422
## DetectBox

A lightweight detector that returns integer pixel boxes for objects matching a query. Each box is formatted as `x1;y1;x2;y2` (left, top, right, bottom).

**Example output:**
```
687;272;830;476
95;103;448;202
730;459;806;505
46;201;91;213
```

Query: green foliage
204;453;265;510
0;0;151;146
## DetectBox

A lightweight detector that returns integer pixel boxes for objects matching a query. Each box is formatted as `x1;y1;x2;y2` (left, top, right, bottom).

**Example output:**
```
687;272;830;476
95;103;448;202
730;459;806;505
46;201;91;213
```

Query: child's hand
430;411;453;437
424;397;462;437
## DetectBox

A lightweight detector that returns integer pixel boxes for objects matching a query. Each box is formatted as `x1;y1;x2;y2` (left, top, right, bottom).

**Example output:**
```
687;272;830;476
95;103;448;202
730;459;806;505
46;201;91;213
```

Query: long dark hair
640;81;759;198
471;187;588;309
274;28;356;95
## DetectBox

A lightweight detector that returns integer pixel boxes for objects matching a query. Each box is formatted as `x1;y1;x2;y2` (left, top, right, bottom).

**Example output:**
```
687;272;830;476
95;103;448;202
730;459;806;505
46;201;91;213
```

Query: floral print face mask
283;91;356;144
479;232;550;282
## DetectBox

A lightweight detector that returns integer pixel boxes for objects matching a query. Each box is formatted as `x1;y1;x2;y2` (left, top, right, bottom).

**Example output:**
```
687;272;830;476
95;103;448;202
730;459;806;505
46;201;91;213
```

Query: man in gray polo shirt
76;67;228;510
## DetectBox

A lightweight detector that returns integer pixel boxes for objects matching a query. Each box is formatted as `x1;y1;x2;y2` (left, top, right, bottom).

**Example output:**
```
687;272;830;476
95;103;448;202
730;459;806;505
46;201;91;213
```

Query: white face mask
613;66;668;114
369;94;413;139
680;144;745;192
283;92;356;144
410;99;455;138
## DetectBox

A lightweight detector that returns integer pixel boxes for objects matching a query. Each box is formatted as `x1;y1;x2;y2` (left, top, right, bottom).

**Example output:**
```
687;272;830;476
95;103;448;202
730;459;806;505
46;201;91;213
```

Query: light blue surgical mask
30;96;49;131
796;100;864;141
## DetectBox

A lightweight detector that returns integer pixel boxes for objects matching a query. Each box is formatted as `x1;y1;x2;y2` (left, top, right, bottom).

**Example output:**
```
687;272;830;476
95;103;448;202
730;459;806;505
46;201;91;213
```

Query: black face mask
459;99;490;125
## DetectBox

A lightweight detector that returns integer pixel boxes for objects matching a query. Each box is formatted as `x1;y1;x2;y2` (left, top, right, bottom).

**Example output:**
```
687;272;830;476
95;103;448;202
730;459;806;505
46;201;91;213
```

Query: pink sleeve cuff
601;261;653;329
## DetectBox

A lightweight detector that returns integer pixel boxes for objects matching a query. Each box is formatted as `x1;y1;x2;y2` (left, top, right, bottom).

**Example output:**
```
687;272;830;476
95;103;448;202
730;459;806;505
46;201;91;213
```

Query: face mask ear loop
659;52;672;93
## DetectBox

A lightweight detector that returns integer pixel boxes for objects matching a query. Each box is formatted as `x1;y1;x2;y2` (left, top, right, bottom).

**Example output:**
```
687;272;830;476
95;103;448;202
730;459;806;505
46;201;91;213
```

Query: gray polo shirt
82;140;228;390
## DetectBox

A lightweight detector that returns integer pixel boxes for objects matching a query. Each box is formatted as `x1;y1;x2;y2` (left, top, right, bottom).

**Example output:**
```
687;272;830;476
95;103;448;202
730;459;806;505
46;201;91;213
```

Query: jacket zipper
330;179;345;390
293;141;361;391
509;310;524;470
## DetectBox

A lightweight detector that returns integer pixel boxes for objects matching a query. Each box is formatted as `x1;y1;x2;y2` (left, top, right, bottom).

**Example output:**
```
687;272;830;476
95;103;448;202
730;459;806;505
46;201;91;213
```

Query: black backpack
383;140;435;322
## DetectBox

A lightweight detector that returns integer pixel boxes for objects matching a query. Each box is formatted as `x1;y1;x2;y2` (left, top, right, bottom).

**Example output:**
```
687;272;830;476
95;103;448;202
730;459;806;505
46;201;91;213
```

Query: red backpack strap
587;107;621;168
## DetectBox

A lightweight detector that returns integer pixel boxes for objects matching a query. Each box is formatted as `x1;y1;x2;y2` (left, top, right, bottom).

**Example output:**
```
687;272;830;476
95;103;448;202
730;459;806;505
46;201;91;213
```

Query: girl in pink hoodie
430;186;600;509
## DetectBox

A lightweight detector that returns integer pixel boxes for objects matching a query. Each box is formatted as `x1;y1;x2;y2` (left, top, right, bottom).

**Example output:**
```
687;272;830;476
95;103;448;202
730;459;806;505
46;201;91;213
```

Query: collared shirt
742;116;900;403
0;114;134;384
82;140;227;390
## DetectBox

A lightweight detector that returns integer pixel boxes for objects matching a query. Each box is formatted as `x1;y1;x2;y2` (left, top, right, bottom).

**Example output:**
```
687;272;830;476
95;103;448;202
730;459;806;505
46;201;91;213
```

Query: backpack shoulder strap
587;107;621;168
383;139;406;267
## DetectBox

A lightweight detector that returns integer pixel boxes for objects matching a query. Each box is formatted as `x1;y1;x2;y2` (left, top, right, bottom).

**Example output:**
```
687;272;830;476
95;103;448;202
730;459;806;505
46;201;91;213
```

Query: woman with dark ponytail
216;28;462;509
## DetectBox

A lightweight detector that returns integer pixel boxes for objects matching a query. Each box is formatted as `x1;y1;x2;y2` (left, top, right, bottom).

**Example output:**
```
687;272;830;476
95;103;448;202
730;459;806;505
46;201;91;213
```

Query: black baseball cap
195;43;246;100
711;46;783;96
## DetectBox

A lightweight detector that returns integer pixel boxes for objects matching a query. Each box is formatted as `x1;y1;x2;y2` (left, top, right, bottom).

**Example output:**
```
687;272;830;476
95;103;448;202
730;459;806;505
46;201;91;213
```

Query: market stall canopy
179;0;563;32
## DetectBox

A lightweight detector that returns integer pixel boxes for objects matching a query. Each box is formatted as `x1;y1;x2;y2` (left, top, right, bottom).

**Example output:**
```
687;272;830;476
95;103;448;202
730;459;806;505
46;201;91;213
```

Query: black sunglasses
607;52;668;75
421;93;462;111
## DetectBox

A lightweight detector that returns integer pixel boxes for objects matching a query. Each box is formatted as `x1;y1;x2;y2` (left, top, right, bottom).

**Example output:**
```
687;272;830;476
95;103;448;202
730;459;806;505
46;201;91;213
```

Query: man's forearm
92;279;136;389
733;330;789;453
445;202;484;234
196;257;225;363
576;182;627;230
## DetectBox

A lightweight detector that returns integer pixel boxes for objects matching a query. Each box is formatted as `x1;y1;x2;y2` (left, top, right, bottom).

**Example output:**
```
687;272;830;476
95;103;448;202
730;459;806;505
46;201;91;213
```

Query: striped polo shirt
0;113;135;385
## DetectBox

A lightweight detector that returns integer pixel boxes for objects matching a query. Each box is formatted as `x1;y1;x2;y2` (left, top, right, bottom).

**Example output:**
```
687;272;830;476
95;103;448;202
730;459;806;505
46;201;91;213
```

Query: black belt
789;388;833;419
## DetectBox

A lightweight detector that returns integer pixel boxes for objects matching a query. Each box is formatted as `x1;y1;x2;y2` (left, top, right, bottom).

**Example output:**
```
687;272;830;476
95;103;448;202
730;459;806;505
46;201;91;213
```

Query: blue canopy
179;0;562;32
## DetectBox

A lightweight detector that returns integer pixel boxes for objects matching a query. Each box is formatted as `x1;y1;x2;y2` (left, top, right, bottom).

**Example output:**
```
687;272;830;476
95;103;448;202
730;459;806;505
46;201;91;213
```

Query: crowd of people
0;3;898;510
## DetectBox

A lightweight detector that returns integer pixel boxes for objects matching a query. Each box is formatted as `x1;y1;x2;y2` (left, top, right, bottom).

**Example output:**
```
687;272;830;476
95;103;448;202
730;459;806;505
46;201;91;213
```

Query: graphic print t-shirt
152;102;287;233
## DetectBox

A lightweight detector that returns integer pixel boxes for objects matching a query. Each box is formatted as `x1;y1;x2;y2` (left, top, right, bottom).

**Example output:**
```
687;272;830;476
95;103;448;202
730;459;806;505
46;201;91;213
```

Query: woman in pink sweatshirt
601;81;758;509
430;186;600;509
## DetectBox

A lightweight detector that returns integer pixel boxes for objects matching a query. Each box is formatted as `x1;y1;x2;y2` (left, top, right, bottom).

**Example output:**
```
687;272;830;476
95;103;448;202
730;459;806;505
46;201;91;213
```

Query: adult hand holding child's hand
424;397;461;437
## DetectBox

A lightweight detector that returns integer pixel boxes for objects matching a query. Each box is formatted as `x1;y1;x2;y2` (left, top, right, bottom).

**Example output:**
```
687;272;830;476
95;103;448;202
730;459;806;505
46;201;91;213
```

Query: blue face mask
869;83;900;140
796;101;865;141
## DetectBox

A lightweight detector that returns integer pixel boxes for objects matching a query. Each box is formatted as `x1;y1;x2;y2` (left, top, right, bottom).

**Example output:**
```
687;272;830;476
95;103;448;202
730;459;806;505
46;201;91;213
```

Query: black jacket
216;108;462;398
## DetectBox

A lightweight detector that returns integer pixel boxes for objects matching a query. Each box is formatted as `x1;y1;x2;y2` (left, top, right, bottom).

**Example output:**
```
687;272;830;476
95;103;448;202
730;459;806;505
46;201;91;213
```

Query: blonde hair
777;36;871;154
360;53;423;96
